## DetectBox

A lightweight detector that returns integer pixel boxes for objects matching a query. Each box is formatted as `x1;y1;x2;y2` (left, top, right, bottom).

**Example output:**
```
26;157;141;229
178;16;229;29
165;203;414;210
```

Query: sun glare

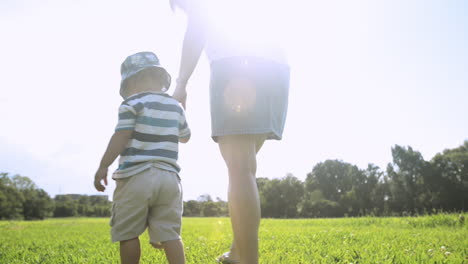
202;0;287;57
223;77;257;113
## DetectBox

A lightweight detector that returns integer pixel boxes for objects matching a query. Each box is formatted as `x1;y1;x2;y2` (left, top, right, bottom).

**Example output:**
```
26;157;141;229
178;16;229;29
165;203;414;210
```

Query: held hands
151;242;164;249
172;80;188;109
94;167;108;192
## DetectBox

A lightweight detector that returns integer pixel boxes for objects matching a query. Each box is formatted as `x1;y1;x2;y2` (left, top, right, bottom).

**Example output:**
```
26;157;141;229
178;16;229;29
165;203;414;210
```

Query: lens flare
223;77;257;113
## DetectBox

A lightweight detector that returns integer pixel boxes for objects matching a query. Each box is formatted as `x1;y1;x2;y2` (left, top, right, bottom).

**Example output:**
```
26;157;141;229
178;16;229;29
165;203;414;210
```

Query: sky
0;0;467;201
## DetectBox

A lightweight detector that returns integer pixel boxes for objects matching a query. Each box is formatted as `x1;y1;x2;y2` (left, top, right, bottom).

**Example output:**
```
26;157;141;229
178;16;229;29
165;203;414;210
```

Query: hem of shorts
211;128;282;143
112;231;145;243
149;235;182;244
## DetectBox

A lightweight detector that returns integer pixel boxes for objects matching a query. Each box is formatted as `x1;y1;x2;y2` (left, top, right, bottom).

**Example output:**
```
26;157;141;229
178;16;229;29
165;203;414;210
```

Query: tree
352;164;386;216
306;160;361;203
11;174;37;190
430;141;468;211
13;174;54;220
387;145;430;214
257;174;303;218
299;189;341;218
201;201;220;217
52;194;110;217
77;195;90;216
197;194;213;202
304;160;364;216
363;164;388;215
215;197;228;216
278;174;304;218
183;200;201;216
0;173;24;219
54;195;78;217
0;173;54;220
22;188;54;220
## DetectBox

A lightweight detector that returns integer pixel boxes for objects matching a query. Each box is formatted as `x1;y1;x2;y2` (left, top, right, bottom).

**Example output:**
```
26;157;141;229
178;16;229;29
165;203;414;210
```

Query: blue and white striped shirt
112;92;190;179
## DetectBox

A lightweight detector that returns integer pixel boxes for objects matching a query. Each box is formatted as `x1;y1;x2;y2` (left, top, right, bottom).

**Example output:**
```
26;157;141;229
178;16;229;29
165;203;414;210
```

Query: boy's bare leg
219;135;264;264
162;239;186;264
120;237;140;264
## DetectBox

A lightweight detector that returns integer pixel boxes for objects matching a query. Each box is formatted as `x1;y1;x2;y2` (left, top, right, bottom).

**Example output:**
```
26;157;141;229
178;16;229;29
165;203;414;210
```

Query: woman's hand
173;81;188;109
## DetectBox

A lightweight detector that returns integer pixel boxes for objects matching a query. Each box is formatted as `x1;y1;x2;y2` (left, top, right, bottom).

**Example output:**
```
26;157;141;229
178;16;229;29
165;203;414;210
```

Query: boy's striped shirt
113;92;190;179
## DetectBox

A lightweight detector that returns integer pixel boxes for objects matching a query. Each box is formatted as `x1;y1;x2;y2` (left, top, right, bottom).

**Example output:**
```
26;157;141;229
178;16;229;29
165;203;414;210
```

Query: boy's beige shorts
110;166;183;243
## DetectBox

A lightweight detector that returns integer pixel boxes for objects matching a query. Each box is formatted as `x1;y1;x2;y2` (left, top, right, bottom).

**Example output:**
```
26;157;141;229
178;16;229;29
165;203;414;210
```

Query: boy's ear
165;74;172;89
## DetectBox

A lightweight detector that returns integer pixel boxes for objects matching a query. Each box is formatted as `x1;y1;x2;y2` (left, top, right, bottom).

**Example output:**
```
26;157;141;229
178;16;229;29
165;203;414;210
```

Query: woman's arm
173;11;207;108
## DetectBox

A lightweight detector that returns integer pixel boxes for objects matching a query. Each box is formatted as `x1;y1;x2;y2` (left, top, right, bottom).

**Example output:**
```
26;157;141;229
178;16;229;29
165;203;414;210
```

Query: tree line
258;142;467;218
1;141;467;219
0;173;110;219
183;142;467;218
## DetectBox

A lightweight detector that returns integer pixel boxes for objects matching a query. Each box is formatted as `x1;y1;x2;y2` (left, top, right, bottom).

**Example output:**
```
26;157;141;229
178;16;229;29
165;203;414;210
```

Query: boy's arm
178;106;191;144
94;130;132;192
179;134;190;143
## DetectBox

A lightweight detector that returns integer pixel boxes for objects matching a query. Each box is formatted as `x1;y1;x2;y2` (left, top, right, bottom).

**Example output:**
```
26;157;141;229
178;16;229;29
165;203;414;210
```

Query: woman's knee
218;136;258;175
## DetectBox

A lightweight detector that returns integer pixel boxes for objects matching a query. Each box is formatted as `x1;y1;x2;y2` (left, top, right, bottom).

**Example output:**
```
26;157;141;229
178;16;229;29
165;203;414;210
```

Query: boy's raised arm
94;130;132;192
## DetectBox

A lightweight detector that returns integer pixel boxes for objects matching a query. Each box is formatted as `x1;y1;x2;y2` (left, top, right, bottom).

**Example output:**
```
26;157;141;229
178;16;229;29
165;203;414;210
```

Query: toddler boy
94;51;190;264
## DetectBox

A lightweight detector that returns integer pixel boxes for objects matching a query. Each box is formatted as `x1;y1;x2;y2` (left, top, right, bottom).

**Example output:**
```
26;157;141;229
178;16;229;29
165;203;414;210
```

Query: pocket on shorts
109;202;116;227
173;174;182;199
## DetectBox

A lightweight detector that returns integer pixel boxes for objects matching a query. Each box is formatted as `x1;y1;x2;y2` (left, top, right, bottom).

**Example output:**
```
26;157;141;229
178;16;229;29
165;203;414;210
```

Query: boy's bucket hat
120;51;171;97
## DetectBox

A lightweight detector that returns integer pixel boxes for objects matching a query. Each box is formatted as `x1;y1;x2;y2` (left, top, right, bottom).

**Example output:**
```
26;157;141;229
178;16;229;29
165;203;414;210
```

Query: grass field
0;214;467;263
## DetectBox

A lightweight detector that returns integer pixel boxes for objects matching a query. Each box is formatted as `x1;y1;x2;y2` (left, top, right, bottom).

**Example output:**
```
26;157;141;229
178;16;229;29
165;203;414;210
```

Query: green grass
0;214;467;263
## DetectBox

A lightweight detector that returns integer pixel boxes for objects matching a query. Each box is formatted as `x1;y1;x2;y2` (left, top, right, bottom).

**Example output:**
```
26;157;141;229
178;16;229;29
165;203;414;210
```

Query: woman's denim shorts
209;56;290;142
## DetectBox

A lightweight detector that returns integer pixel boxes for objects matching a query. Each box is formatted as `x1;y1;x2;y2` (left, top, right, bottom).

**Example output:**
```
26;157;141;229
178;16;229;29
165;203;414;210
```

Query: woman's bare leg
222;135;265;262
218;135;265;264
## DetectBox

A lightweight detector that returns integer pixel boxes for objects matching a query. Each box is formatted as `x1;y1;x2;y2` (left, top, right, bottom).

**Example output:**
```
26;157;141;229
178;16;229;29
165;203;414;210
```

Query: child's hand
151;242;164;249
173;82;187;109
94;167;108;192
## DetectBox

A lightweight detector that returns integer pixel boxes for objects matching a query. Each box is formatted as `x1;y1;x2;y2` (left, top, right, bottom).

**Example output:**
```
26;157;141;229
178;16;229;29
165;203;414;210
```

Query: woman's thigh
217;134;266;176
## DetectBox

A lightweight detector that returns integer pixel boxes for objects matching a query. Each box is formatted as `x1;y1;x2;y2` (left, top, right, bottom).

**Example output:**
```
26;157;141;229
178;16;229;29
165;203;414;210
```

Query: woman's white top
189;0;288;64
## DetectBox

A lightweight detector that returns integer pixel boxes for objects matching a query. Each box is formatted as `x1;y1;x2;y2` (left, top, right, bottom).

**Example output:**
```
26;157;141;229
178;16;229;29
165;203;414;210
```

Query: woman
171;0;290;263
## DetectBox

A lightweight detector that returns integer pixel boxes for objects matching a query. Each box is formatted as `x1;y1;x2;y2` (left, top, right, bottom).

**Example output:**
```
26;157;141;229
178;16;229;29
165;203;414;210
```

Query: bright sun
201;0;287;55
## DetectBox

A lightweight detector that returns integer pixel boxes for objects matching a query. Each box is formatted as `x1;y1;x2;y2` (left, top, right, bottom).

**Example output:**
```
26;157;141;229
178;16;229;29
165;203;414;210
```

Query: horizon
4;140;467;201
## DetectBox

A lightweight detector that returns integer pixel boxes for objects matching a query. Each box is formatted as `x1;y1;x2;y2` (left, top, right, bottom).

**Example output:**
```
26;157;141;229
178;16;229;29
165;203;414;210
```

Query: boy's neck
128;86;166;97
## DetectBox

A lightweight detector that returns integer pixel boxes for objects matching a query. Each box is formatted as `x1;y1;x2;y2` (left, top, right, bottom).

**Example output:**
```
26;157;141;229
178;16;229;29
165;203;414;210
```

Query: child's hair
137;68;170;87
123;68;171;95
